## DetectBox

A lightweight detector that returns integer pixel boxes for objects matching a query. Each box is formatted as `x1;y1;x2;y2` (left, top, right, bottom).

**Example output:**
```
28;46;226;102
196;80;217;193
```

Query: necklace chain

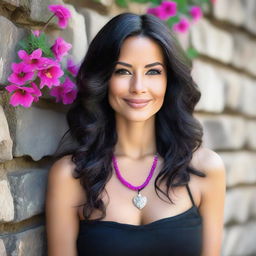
112;153;158;191
112;153;158;210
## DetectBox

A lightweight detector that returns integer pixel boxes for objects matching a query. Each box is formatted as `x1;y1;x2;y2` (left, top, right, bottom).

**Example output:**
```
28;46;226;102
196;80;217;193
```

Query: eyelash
114;68;162;75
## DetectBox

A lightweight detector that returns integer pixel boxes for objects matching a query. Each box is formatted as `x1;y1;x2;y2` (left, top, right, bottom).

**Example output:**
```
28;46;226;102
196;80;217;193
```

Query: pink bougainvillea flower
37;58;64;89
30;82;42;102
147;6;169;20
173;17;190;33
8;62;34;86
211;0;217;4
51;37;72;61
18;49;43;71
67;58;79;76
50;76;77;104
160;1;177;17
48;5;71;29
5;84;36;108
32;30;41;37
189;6;203;22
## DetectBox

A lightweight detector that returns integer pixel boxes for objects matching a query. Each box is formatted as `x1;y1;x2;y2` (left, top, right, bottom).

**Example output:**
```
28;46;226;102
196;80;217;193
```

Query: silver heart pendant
133;192;147;210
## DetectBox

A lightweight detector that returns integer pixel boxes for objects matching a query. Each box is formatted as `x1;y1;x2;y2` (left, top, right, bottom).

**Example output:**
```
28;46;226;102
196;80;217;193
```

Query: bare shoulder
191;146;226;205
47;154;85;206
49;155;76;179
46;154;85;255
192;146;226;177
191;147;226;255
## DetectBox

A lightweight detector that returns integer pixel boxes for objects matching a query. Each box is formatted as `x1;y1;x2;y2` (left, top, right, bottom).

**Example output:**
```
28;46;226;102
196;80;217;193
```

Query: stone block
4;105;69;161
0;179;15;222
47;3;88;64
246;121;256;150
219;151;256;187
190;18;234;63
7;168;48;222
1;225;46;256
0;106;13;162
0;0;29;8
0;239;7;256
223;222;256;256
215;68;256;116
224;187;256;224
213;0;245;26
244;0;256;35
30;0;63;23
191;60;225;113
79;8;112;44
232;33;256;76
196;114;246;150
216;68;243;112
0;16;26;84
238;77;256;117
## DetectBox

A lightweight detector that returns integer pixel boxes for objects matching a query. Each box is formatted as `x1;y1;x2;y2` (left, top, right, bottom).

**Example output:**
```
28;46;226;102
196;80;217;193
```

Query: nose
129;73;147;94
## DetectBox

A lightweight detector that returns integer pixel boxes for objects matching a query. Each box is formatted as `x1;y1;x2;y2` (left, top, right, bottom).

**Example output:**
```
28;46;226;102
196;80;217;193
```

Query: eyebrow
115;61;164;68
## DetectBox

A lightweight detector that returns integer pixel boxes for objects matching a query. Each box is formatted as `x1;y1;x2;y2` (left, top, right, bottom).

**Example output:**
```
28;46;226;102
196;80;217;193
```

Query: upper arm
45;155;85;256
197;148;226;256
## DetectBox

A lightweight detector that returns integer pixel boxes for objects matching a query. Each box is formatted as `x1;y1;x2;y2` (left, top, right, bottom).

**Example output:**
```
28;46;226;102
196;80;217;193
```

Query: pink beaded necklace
112;153;158;210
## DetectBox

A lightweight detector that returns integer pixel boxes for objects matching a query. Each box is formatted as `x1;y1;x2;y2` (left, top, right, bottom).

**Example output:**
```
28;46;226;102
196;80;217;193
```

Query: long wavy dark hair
54;12;206;221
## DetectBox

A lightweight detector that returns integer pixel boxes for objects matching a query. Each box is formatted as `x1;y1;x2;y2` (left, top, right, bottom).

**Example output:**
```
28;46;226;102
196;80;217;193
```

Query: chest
78;157;201;225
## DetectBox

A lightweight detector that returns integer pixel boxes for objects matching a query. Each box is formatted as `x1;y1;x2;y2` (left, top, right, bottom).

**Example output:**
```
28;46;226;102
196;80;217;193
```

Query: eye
114;69;130;75
147;69;162;75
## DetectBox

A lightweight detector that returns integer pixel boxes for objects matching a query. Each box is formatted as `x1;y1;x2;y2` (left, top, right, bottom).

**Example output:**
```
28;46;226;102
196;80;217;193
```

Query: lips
124;98;152;103
124;98;152;109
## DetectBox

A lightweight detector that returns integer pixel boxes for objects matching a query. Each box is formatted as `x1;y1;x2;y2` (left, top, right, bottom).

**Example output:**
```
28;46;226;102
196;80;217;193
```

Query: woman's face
108;35;167;122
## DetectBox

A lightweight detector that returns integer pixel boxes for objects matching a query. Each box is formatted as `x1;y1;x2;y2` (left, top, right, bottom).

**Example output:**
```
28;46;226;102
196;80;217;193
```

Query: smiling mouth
124;99;151;109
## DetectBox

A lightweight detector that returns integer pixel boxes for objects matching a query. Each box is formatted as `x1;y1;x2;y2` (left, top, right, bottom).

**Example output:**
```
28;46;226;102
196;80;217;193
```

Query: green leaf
17;32;54;58
186;47;199;59
115;0;128;8
166;16;179;27
131;0;151;3
172;0;188;12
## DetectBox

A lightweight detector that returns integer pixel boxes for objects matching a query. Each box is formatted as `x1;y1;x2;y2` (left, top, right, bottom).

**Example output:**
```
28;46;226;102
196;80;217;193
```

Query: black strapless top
76;184;202;256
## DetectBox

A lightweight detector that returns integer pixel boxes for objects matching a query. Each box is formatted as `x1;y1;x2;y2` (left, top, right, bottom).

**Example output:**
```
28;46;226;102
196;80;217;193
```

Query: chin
116;110;157;122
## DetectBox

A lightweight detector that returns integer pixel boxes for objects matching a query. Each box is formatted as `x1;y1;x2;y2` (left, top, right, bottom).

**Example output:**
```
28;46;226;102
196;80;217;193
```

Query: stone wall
0;0;255;255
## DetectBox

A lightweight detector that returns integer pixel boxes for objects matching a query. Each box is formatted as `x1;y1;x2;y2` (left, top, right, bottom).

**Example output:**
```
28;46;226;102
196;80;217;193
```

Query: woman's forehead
117;36;165;65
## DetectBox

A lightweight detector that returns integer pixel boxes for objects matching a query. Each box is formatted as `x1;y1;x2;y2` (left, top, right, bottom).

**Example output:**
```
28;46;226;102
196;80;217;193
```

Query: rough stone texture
0;16;26;84
1;225;46;256
238;77;256;117
244;0;256;35
47;3;88;64
6;168;48;222
220;151;256;187
216;68;243;112
224;187;256;224
192;60;225;113
30;0;63;23
196;114;246;150
213;0;245;26
232;33;256;76
214;68;256;116
0;106;13;162
79;8;113;44
223;222;256;256
0;179;15;222
0;239;7;256
6;105;68;161
0;0;29;8
190;18;234;63
246;121;256;150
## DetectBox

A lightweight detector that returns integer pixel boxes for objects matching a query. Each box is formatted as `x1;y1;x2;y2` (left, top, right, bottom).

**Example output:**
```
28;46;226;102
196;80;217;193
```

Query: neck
114;114;157;160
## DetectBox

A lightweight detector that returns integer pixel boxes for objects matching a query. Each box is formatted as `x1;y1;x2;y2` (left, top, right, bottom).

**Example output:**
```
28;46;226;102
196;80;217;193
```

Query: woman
45;12;226;256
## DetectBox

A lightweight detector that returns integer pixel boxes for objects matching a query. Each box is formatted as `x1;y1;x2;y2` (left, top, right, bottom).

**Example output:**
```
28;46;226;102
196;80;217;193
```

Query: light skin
108;35;167;159
45;35;226;256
